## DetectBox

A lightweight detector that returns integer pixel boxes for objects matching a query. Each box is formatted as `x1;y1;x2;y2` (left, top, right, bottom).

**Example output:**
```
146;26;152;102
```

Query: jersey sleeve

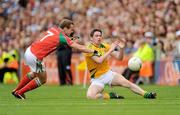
84;45;94;57
59;33;73;45
103;43;110;51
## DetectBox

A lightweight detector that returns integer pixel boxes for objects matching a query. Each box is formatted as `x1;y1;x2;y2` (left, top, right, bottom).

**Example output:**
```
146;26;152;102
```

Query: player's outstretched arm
111;39;126;60
70;42;94;53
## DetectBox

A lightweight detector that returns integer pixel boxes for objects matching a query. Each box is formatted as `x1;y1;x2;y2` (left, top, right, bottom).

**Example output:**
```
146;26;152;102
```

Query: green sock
109;92;115;99
143;92;149;98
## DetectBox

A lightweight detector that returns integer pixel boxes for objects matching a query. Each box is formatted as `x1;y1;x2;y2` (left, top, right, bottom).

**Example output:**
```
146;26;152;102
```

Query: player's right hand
110;41;119;52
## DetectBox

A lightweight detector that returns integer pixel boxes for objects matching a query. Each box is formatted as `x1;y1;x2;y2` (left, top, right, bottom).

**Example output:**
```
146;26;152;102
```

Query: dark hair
90;29;102;37
59;19;74;29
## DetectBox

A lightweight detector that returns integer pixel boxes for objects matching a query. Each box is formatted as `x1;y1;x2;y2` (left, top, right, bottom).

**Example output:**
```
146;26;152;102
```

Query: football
128;57;142;71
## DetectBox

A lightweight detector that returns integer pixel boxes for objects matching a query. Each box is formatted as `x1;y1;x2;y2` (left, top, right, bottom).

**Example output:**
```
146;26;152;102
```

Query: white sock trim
35;78;42;86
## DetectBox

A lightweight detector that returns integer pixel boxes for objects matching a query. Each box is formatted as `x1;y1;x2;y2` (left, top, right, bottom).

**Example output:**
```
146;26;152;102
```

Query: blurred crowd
0;0;180;83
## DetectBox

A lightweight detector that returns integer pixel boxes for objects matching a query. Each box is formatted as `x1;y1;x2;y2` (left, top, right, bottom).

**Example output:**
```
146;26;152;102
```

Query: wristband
94;50;98;54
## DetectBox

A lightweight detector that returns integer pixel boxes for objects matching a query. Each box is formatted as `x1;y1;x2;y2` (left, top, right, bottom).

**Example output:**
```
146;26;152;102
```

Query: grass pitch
0;84;180;115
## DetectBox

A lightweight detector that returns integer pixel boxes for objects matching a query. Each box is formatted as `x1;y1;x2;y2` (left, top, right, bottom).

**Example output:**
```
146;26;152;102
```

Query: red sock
14;73;32;91
17;78;42;95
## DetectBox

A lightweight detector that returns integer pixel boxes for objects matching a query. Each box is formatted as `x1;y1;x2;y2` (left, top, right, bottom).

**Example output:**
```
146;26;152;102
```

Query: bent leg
13;72;36;92
35;71;47;84
86;84;104;99
16;71;47;95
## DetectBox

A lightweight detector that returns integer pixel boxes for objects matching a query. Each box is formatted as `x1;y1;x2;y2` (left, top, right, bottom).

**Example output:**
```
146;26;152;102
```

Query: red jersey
30;27;73;60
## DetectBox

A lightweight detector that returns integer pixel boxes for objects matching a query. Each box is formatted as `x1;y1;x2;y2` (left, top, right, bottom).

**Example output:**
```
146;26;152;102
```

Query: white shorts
24;47;45;73
90;70;115;88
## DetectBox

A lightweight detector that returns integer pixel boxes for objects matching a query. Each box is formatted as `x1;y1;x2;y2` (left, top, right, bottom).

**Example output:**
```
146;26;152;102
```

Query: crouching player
12;19;97;99
84;29;156;99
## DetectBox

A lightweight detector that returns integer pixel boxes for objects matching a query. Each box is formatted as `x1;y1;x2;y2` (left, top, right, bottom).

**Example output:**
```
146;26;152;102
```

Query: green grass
0;84;180;115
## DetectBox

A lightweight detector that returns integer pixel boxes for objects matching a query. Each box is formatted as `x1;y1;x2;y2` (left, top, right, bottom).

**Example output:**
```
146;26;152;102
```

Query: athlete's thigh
87;84;104;96
111;72;132;87
24;47;45;73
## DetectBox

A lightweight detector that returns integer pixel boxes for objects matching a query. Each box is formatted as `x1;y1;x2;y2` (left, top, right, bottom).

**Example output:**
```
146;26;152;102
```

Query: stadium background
1;0;180;115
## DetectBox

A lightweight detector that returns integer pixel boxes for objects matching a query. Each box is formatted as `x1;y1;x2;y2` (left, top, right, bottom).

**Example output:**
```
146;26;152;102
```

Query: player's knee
37;73;47;84
41;75;47;84
87;92;96;99
37;77;46;84
42;78;47;84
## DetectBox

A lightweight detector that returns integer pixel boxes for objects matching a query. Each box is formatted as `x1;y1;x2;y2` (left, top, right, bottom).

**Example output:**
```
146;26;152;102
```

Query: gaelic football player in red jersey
12;19;97;99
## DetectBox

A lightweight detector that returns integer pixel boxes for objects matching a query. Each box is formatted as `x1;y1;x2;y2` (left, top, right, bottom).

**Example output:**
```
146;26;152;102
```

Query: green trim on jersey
91;72;96;78
89;43;105;57
90;68;97;78
100;44;105;48
59;33;67;45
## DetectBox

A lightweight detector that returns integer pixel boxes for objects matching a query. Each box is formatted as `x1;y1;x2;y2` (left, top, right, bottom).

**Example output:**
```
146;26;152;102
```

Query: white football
128;57;142;71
